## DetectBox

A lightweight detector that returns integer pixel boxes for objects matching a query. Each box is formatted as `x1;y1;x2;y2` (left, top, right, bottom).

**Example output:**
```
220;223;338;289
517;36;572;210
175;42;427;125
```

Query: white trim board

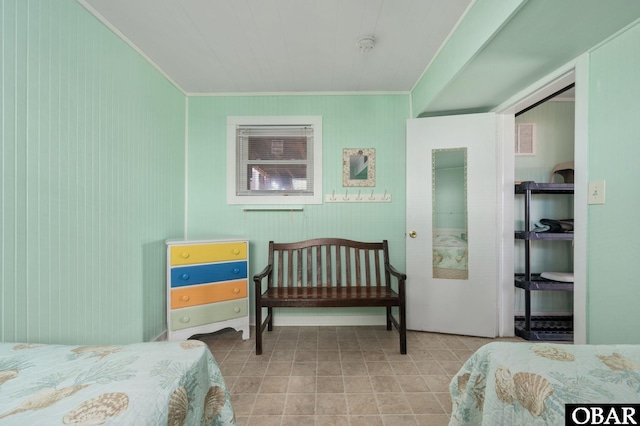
188;91;409;97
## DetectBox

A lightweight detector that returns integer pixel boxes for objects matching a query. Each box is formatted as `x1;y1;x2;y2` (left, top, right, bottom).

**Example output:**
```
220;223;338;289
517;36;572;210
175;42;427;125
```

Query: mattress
0;340;236;425
450;341;640;426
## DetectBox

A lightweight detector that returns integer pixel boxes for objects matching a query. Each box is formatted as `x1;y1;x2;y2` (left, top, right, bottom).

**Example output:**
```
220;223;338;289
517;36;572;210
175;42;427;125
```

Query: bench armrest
253;263;273;294
386;263;407;281
386;263;406;297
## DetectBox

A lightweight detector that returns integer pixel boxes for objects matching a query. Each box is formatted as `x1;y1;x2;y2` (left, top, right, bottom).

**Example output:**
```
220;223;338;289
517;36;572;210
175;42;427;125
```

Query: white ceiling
80;0;472;94
79;0;640;114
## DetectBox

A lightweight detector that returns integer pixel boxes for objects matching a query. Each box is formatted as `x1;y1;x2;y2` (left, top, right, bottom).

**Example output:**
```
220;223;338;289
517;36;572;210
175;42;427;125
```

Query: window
227;116;322;205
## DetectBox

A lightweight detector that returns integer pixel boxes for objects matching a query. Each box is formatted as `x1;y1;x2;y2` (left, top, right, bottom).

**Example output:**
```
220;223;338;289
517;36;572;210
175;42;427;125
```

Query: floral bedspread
450;342;640;426
0;340;236;425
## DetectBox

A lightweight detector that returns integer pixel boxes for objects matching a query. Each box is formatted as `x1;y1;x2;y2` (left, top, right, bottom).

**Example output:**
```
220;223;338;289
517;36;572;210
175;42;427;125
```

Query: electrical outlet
588;181;606;204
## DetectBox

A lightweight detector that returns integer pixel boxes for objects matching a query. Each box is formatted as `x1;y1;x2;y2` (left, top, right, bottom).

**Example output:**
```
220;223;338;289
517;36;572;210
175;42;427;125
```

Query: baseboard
250;314;388;327
154;331;167;341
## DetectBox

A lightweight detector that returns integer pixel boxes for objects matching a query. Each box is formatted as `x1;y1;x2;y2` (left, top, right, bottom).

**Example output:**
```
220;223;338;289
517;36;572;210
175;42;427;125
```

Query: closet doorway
496;60;587;344
514;83;576;341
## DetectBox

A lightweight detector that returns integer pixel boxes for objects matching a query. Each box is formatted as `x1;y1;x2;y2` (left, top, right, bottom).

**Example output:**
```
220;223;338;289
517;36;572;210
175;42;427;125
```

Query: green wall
587;22;640;343
0;0;185;344
186;95;409;319
411;0;525;116
515;101;575;183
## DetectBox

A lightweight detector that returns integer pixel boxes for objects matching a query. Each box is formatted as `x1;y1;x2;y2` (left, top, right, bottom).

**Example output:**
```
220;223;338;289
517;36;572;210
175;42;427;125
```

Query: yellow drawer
170;280;247;309
170;242;247;266
171;299;247;331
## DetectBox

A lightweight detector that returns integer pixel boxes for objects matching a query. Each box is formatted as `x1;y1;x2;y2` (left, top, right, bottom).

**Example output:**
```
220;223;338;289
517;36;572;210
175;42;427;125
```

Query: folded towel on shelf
556;219;574;231
541;271;574;282
531;222;551;232
532;218;574;233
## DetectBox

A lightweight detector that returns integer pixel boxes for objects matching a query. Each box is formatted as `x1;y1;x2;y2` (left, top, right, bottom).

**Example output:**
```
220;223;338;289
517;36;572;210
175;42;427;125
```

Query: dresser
166;239;250;341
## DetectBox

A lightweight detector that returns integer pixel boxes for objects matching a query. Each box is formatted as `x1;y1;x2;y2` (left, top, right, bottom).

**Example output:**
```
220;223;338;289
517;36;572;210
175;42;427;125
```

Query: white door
406;113;498;337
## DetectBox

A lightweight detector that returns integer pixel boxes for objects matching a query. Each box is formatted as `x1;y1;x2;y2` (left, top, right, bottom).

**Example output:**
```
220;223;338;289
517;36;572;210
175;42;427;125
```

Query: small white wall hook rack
325;189;392;203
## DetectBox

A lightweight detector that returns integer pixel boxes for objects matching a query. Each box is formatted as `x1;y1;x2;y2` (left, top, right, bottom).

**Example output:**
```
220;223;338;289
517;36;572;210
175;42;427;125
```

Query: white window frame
227;116;323;205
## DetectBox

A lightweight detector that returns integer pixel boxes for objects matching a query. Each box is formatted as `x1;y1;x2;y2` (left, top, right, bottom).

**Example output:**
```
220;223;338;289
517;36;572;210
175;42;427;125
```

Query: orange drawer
170;280;247;309
170;242;247;266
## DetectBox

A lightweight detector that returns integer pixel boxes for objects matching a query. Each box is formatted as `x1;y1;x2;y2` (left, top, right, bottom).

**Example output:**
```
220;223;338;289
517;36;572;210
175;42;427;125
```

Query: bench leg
399;303;407;355
255;304;263;355
267;307;273;331
386;307;392;330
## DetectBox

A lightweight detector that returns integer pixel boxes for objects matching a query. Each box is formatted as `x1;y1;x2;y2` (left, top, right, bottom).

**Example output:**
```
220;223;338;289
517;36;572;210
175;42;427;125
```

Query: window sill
241;206;304;212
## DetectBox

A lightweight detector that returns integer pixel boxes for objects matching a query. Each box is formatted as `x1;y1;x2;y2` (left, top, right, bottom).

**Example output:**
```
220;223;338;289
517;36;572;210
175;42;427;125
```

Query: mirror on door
432;148;469;279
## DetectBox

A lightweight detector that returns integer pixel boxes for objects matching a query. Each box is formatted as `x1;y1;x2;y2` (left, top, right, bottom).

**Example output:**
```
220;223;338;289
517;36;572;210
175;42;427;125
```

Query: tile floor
196;326;523;426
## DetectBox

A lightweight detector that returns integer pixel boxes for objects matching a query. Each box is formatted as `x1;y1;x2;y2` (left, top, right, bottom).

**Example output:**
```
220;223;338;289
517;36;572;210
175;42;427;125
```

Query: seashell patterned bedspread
433;234;468;271
449;342;640;426
0;340;236;425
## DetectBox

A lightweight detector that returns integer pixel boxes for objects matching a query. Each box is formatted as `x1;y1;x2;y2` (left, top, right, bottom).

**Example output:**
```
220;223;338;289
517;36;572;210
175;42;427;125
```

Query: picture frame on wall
343;148;375;187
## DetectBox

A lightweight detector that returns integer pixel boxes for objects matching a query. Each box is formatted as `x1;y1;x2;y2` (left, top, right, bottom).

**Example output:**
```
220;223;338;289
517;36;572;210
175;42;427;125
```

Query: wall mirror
343;148;375;187
432;148;468;279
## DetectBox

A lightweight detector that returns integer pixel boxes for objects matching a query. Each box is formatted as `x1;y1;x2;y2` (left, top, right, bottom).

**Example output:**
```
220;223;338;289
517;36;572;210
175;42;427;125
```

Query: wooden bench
253;238;407;355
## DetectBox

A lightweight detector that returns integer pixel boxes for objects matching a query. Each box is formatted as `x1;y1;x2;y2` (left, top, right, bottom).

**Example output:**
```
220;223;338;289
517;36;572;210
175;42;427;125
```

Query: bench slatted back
267;238;390;289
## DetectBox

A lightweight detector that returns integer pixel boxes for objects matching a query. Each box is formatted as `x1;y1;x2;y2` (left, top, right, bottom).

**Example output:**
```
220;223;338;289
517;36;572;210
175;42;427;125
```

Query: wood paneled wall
1;0;185;344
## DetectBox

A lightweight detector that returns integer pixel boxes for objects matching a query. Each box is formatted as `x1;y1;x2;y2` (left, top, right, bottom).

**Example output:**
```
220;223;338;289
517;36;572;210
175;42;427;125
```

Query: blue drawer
171;261;247;287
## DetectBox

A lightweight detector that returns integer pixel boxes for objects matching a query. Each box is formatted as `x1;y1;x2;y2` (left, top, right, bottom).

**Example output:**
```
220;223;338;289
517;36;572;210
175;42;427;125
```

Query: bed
449;341;640;426
433;229;468;279
0;340;236;425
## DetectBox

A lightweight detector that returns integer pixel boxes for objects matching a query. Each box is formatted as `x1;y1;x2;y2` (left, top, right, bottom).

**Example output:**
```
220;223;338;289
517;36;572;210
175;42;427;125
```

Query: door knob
409;231;417;238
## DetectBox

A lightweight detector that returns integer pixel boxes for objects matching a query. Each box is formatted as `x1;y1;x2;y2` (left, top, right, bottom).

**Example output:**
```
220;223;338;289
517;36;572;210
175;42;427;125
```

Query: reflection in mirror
432;148;468;280
349;155;368;180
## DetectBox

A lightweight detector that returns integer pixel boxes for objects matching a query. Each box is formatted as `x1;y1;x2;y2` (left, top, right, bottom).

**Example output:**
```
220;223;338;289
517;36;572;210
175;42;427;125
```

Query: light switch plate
588;181;606;204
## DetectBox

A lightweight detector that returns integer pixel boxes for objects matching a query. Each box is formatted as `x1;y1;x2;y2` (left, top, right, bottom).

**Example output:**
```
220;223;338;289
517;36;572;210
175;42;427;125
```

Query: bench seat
262;286;401;307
